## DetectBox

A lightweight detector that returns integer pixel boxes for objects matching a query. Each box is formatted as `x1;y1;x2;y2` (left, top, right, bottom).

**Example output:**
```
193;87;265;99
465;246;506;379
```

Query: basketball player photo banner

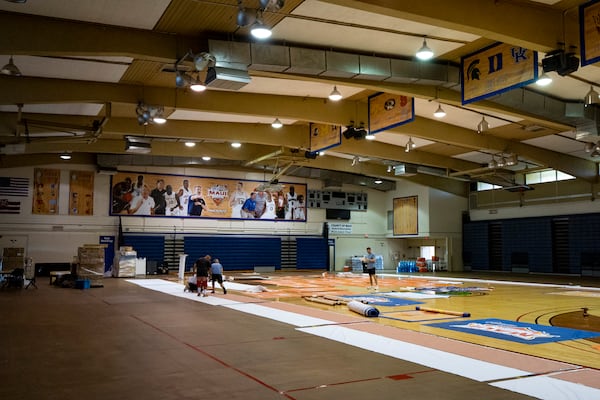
368;93;414;135
462;42;538;105
110;171;307;222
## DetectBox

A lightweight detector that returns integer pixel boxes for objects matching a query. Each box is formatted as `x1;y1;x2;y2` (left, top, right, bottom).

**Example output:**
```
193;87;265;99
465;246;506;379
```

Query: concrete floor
0;275;541;400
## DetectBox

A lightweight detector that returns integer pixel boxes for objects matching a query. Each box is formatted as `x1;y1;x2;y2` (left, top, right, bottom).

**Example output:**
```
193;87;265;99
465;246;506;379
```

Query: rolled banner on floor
348;300;380;317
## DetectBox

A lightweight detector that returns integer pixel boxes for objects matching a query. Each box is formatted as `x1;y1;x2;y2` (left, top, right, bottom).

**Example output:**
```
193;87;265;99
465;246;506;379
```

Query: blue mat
341;294;421;307
426;319;600;344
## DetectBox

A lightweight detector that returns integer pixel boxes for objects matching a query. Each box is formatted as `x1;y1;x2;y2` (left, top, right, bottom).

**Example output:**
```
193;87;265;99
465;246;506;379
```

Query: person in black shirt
150;179;167;215
195;255;211;297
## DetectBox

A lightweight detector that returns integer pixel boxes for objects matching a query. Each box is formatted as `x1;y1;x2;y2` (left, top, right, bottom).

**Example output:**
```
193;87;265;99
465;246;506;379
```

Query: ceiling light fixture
202;156;211;161
405;137;416;152
59;153;72;160
476;116;489;134
374;179;383;184
231;142;242;148
415;38;434;61
386;165;392;173
251;10;272;39
351;155;359;166
535;72;552;86
328;86;342;101
136;102;166;125
185;142;196;147
365;133;375;140
433;104;446;118
271;118;283;128
1;56;22;76
584;85;600;106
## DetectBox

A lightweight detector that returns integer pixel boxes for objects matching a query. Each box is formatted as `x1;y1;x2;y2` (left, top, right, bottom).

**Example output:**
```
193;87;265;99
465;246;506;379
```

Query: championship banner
580;0;600;66
368;93;414;134
69;171;94;215
32;168;60;215
309;123;341;152
110;171;307;221
461;42;538;105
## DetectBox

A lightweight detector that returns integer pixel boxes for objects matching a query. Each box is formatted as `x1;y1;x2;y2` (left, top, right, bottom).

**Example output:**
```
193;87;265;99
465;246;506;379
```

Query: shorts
367;268;376;276
197;276;208;289
211;274;223;284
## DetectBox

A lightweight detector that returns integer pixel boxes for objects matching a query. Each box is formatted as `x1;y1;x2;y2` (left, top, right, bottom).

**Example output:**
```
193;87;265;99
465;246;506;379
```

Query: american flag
0;177;29;197
0;199;21;214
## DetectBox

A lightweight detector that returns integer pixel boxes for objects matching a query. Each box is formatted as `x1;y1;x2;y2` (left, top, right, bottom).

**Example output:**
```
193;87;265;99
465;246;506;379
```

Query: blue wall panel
296;237;327;269
184;236;281;271
463;222;489;270
502;218;552;273
123;235;165;262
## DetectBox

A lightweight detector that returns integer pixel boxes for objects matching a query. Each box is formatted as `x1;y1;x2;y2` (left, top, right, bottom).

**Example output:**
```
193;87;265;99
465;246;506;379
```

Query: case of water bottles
397;260;419;273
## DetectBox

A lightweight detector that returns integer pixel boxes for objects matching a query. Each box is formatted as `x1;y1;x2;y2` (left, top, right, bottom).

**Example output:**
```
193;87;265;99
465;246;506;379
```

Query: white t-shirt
131;196;155;215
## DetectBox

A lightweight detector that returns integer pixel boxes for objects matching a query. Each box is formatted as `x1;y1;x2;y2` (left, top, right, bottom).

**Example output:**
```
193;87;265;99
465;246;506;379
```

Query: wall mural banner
69;171;94;216
461;42;537;105
309;122;341;152
32;168;60;215
110;171;307;221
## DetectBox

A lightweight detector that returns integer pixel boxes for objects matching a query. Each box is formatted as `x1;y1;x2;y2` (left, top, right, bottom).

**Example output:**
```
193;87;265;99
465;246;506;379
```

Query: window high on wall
525;169;574;185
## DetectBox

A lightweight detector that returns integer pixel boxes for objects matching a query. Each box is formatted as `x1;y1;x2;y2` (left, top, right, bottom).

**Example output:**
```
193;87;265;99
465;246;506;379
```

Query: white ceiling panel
169;109;297;125
241;76;364;99
4;55;129;83
0;103;104;116
0;0;170;30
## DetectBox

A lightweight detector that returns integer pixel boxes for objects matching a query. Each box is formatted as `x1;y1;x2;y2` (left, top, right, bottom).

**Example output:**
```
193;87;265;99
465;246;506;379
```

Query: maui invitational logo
450;320;559;341
207;184;228;206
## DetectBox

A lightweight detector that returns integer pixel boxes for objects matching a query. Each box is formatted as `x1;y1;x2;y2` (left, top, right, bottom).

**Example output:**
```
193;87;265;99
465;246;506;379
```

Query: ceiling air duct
125;136;151;154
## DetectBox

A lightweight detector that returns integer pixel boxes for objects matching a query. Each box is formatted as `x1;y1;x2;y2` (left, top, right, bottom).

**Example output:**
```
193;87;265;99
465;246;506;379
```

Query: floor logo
427;319;600;344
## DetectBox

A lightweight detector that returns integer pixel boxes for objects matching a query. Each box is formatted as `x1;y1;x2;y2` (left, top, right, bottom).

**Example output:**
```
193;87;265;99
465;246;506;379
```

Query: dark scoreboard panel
307;190;368;210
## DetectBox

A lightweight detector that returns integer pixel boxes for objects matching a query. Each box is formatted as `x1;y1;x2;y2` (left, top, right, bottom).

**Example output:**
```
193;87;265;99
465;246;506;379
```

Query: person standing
285;185;298;220
128;185;155;215
260;191;277;219
189;185;207;216
210;258;227;294
364;247;378;289
164;184;182;216
150;179;167;215
178;179;192;216
195;255;211;297
241;192;257;218
254;190;267;218
229;181;247;218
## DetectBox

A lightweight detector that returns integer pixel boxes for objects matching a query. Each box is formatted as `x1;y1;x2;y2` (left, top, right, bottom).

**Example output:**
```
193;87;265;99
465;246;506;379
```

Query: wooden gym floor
1;270;600;399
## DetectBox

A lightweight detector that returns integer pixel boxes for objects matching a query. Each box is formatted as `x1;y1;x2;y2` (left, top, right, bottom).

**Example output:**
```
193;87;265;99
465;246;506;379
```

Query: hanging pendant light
328;86;342;101
536;72;552;86
1;56;22;76
416;38;434;60
584;86;599;106
433;104;446;118
271;118;283;128
476;116;489;134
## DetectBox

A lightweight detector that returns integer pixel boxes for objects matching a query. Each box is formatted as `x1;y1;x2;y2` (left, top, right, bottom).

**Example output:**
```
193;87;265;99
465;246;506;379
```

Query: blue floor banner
427;319;600;344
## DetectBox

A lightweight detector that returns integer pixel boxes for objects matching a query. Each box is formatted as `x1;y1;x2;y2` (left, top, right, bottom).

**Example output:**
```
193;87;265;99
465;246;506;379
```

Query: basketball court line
128;278;600;399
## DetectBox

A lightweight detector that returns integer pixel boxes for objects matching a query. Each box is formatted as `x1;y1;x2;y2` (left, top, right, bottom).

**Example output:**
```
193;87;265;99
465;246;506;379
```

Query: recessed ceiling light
231;142;241;148
202;156;211;161
59;153;72;160
374;179;383;184
185;142;196;147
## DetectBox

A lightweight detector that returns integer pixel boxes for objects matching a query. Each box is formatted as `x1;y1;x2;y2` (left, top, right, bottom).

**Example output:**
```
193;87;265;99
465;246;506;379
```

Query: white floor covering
128;278;600;400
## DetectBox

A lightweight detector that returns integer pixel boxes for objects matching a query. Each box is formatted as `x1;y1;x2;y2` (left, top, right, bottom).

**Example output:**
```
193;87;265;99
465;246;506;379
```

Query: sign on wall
393;196;418;235
461;42;537;105
69;171;94;215
110;171;307;221
32;168;60;215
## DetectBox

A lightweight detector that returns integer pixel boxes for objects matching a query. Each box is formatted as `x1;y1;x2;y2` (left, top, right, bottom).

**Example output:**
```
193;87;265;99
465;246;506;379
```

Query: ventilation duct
205;67;251;90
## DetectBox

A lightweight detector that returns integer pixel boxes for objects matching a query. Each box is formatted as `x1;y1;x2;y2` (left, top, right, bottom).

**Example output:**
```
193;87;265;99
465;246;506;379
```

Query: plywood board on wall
393;196;418;235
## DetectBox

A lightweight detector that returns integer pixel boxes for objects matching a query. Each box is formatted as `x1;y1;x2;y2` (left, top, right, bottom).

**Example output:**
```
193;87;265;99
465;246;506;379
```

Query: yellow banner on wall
309;123;341;152
69;171;94;216
580;0;600;66
32;168;60;215
461;42;537;105
368;93;414;134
